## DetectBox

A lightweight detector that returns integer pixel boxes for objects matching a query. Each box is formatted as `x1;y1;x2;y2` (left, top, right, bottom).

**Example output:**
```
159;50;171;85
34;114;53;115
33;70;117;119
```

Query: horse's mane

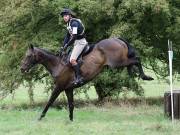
35;47;57;56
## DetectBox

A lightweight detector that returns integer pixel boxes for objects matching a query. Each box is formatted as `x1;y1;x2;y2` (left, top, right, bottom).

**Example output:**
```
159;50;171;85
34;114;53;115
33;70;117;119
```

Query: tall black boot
72;64;84;85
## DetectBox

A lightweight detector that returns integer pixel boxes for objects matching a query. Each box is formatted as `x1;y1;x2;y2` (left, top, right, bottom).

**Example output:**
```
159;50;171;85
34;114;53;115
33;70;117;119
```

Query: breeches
70;38;87;62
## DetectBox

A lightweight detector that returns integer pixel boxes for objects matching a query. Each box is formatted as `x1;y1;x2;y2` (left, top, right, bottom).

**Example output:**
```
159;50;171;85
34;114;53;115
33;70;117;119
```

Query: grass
1;104;180;135
0;73;180;135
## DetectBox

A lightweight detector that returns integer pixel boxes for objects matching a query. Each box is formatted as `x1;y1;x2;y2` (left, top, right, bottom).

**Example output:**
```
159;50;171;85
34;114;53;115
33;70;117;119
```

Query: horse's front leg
38;85;62;120
65;89;74;121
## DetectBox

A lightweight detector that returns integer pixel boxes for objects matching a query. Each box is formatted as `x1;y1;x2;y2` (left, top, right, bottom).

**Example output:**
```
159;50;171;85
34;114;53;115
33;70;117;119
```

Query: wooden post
164;90;180;119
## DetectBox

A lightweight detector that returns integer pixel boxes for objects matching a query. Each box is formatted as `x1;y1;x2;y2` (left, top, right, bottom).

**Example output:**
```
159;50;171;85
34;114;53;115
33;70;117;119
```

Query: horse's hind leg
65;89;74;121
127;65;138;78
127;65;133;76
126;57;153;80
132;57;154;80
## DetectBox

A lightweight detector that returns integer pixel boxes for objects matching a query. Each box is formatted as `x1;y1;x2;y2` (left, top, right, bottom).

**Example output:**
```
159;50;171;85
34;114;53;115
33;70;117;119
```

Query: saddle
80;44;95;57
63;44;95;65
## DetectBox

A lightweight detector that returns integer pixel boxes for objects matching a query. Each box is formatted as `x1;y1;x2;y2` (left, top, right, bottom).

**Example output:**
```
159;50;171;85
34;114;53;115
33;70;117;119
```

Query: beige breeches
70;38;87;62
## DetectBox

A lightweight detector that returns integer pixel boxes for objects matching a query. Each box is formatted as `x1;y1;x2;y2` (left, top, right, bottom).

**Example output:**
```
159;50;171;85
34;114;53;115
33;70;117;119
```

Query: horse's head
20;44;39;73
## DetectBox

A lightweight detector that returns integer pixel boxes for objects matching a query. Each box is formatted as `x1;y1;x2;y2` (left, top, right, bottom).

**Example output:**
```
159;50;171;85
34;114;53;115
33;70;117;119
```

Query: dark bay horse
20;37;153;121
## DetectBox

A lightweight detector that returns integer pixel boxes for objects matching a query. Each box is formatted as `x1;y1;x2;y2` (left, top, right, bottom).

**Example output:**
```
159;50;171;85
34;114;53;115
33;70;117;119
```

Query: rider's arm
64;21;79;48
63;32;70;47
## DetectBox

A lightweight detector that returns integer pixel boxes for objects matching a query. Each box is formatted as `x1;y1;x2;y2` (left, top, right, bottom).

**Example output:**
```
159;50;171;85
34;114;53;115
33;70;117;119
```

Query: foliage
0;0;179;99
94;68;144;100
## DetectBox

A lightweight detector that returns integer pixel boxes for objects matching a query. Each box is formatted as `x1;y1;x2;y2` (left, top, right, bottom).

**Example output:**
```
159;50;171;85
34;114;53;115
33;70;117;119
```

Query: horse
20;37;153;121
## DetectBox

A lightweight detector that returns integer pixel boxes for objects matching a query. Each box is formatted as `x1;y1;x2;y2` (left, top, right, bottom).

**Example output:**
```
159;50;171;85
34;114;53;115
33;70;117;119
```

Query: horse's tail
118;37;136;58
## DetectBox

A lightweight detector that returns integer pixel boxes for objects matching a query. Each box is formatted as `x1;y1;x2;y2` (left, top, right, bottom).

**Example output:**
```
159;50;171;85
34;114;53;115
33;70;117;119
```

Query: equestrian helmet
60;8;73;17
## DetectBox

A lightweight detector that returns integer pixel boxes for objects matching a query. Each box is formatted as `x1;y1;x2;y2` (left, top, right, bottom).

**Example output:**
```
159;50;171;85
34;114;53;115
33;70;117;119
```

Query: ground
0;75;180;135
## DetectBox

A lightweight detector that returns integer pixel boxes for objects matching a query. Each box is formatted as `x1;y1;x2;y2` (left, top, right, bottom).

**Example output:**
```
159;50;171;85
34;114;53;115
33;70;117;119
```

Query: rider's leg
70;59;83;85
70;39;87;85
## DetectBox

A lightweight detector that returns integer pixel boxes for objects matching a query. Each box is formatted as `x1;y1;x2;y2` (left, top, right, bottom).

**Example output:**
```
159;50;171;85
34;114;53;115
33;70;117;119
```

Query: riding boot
72;64;84;85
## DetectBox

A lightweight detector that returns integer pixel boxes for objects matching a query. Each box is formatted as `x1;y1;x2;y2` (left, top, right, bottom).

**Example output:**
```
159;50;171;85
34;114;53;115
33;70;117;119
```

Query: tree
0;0;179;100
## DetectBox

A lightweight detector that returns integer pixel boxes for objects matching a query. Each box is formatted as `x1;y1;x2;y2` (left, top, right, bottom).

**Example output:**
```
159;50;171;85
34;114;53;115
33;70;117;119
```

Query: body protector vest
66;18;85;39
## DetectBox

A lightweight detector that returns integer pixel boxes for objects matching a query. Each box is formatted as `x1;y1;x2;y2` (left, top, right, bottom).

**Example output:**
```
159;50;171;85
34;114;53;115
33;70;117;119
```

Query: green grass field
0;74;180;135
1;104;180;135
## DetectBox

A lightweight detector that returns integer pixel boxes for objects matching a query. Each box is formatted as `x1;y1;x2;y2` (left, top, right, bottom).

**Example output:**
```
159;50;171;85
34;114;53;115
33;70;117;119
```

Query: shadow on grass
0;97;164;110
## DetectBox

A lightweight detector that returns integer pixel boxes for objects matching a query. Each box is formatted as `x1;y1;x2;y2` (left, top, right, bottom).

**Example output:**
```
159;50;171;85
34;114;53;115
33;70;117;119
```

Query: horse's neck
38;49;61;77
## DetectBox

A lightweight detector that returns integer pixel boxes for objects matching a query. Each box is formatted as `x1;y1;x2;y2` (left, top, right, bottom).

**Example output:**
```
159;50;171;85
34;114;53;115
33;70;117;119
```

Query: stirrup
73;77;84;85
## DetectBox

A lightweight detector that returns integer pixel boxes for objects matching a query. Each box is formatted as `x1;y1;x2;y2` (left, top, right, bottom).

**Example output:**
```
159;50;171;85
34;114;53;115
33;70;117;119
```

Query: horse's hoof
38;117;42;121
148;77;154;80
70;119;73;122
38;114;45;121
142;75;154;80
38;116;43;121
73;78;84;85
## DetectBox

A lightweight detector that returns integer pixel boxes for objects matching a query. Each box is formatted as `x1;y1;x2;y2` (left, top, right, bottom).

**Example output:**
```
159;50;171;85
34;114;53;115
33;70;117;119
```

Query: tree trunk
28;82;35;105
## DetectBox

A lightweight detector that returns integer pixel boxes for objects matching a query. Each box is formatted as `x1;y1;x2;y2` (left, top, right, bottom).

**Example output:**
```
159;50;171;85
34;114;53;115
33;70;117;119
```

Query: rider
60;8;87;85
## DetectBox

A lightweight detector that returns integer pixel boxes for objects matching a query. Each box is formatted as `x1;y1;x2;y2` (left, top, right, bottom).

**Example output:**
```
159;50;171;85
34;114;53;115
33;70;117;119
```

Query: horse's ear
29;43;34;50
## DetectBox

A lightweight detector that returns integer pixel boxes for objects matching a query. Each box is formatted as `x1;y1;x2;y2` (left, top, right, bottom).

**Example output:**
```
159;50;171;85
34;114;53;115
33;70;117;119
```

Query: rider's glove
60;46;64;51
